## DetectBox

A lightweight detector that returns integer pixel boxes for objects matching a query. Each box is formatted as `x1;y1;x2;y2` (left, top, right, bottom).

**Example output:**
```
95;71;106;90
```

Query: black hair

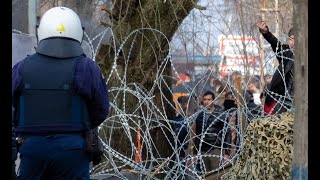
244;90;254;103
225;91;233;98
203;91;215;100
288;27;294;37
177;96;188;104
245;89;253;97
172;78;178;85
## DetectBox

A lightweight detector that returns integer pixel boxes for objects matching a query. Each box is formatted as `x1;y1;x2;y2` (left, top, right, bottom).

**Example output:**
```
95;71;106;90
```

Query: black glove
85;128;104;165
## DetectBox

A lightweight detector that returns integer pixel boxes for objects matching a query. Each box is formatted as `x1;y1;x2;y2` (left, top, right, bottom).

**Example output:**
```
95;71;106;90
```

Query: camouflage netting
227;112;294;180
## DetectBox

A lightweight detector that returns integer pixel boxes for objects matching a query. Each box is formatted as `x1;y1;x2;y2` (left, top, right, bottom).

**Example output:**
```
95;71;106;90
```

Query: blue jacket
12;53;109;134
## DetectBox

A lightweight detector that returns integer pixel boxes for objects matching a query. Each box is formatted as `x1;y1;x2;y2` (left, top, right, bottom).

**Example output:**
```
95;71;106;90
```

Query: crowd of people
171;21;295;175
171;72;264;176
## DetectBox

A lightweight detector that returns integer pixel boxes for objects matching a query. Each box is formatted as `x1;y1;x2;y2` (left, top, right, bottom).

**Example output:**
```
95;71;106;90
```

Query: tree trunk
292;0;308;179
96;0;199;175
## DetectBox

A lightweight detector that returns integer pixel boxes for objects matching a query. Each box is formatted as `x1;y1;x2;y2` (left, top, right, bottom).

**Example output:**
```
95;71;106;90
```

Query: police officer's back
12;7;109;179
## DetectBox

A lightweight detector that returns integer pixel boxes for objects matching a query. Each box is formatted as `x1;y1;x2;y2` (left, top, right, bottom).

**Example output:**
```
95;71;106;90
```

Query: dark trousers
196;149;221;176
17;134;90;180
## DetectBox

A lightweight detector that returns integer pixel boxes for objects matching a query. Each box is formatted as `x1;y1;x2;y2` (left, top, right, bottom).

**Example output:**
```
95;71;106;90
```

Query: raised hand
257;21;269;34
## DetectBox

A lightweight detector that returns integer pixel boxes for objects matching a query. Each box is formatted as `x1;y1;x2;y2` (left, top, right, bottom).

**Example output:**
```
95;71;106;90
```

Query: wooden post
274;0;280;68
292;0;308;179
234;77;245;133
259;0;266;92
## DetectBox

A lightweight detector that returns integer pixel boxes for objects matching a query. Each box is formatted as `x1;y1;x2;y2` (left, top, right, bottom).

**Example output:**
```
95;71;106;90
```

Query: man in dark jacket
172;96;190;180
257;21;294;115
12;7;109;179
193;91;231;176
173;96;190;159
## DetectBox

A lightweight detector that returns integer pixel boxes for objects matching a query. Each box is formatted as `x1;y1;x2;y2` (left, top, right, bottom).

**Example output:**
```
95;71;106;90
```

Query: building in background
219;35;260;79
171;54;221;79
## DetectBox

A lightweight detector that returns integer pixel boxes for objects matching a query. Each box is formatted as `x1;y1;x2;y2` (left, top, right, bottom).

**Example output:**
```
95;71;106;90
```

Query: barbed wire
12;26;293;179
90;27;292;179
12;0;294;179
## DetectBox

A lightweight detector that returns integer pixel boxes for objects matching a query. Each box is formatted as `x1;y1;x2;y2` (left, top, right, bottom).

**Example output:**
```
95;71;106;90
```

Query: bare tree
13;1;202;176
216;0;292;72
96;0;202;175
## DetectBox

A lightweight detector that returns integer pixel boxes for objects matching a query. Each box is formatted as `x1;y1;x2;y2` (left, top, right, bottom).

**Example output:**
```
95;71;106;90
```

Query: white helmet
37;6;83;43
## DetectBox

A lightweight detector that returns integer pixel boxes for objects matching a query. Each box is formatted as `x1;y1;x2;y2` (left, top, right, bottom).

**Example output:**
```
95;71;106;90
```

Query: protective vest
15;54;90;134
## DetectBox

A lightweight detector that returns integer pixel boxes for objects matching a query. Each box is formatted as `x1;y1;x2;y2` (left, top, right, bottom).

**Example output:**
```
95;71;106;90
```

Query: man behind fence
193;91;231;176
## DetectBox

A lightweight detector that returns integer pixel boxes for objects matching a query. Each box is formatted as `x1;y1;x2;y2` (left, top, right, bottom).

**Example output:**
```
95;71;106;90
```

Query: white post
259;0;266;92
274;0;280;68
274;0;279;39
28;0;39;36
